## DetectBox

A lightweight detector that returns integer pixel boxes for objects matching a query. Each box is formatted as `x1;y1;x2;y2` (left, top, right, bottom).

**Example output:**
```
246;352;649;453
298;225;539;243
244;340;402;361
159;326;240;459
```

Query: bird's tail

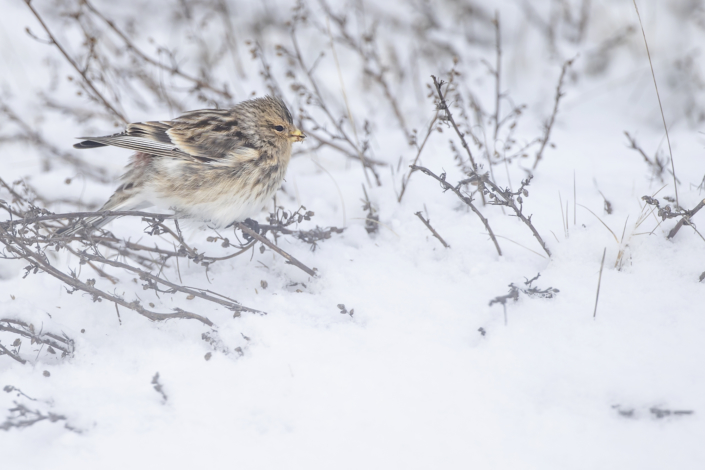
55;213;118;238
54;188;146;238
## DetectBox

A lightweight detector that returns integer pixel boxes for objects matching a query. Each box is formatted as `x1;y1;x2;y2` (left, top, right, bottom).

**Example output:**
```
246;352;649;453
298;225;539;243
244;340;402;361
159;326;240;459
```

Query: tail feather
54;189;150;238
55;213;118;237
74;140;108;149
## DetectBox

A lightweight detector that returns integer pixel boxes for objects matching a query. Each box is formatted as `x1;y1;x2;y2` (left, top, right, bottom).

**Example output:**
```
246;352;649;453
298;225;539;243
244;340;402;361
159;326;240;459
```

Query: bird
58;96;305;236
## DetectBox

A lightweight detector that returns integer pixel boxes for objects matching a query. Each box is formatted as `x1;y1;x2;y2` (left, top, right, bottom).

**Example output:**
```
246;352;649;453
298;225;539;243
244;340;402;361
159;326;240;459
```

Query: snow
1;0;704;468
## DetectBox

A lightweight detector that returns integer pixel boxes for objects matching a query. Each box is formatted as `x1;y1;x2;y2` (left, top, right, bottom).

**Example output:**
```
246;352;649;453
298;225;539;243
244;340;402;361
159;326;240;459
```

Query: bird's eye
274;125;285;132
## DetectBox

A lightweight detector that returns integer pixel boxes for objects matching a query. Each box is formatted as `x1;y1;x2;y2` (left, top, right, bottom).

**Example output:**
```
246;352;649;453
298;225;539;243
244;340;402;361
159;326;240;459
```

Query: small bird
59;96;305;235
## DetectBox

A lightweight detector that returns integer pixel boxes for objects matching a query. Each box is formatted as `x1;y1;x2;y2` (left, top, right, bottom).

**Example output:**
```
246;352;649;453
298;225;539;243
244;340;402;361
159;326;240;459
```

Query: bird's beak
289;128;306;143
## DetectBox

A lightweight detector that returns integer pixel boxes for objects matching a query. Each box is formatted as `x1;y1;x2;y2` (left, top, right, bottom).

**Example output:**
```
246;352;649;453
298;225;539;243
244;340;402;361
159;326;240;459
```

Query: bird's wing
74;109;258;163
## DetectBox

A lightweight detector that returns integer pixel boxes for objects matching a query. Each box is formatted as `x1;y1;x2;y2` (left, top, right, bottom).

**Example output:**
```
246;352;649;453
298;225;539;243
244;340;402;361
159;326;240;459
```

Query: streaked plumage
59;96;304;235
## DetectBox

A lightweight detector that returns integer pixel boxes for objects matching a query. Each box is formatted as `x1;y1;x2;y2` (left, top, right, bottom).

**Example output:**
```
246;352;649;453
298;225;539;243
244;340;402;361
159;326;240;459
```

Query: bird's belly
149;160;285;227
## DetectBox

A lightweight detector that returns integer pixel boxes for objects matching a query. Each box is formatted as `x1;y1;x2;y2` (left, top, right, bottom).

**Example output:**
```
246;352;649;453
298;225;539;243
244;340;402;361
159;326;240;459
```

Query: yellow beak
289;128;306;143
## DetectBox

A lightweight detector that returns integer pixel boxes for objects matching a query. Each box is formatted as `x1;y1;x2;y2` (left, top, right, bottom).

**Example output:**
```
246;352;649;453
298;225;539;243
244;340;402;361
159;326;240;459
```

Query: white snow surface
1;0;704;468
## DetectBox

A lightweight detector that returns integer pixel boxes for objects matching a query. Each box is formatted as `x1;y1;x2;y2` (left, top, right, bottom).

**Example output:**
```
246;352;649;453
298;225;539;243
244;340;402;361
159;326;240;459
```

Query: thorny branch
489;284;518;325
532;57;575;170
0;402;71;431
642;196;705;239
624;132;680;185
289;27;366;163
484;174;552;257
262;205;343;250
489;273;559;324
432;76;479;172
418;74;552;257
0;318;74;363
77;252;259;316
398;112;439;203
411;162;551;257
1;178;326;327
0;221;215;326
0;202;336;323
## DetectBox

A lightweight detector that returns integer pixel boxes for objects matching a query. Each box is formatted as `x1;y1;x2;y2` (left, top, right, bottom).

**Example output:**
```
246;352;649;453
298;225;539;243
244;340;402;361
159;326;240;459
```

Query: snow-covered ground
1;0;704;468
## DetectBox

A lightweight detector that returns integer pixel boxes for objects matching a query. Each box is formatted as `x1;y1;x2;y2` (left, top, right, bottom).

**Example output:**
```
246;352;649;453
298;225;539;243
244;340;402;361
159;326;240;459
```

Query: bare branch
23;0;128;123
414;211;450;248
82;0;233;100
533;57;575;170
432;76;478;171
398;113;439;203
234;222;317;277
410;165;502;256
642;196;705;239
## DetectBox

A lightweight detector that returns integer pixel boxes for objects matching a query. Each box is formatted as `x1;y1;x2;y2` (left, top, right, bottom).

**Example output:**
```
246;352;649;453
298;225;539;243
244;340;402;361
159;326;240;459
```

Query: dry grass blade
593;247;607;318
491;234;548;259
577;203;619;243
632;0;678;207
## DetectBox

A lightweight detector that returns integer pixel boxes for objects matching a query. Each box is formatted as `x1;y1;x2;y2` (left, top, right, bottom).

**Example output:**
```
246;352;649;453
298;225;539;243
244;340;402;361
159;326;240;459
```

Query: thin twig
2;210;174;230
0;224;213;326
483;174;552;256
234;222;317;277
83;0;232;100
78;252;260;315
414;212;450;248
533;57;574;170
24;0;128;123
319;2;410;139
410;165;502;256
0;320;73;356
432;76;478;171
398;113;439;203
624;131;665;180
668;199;705;239
641;196;705;239
0;343;27;364
0;101;111;183
289;24;374;185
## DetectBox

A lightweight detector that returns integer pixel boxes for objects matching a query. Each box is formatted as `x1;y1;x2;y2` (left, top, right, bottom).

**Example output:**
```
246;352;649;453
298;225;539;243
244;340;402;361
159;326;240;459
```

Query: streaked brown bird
60;96;304;235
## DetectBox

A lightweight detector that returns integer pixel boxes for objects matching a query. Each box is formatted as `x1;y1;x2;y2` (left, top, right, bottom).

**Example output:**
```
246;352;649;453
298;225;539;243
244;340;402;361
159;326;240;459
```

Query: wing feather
74;108;256;163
